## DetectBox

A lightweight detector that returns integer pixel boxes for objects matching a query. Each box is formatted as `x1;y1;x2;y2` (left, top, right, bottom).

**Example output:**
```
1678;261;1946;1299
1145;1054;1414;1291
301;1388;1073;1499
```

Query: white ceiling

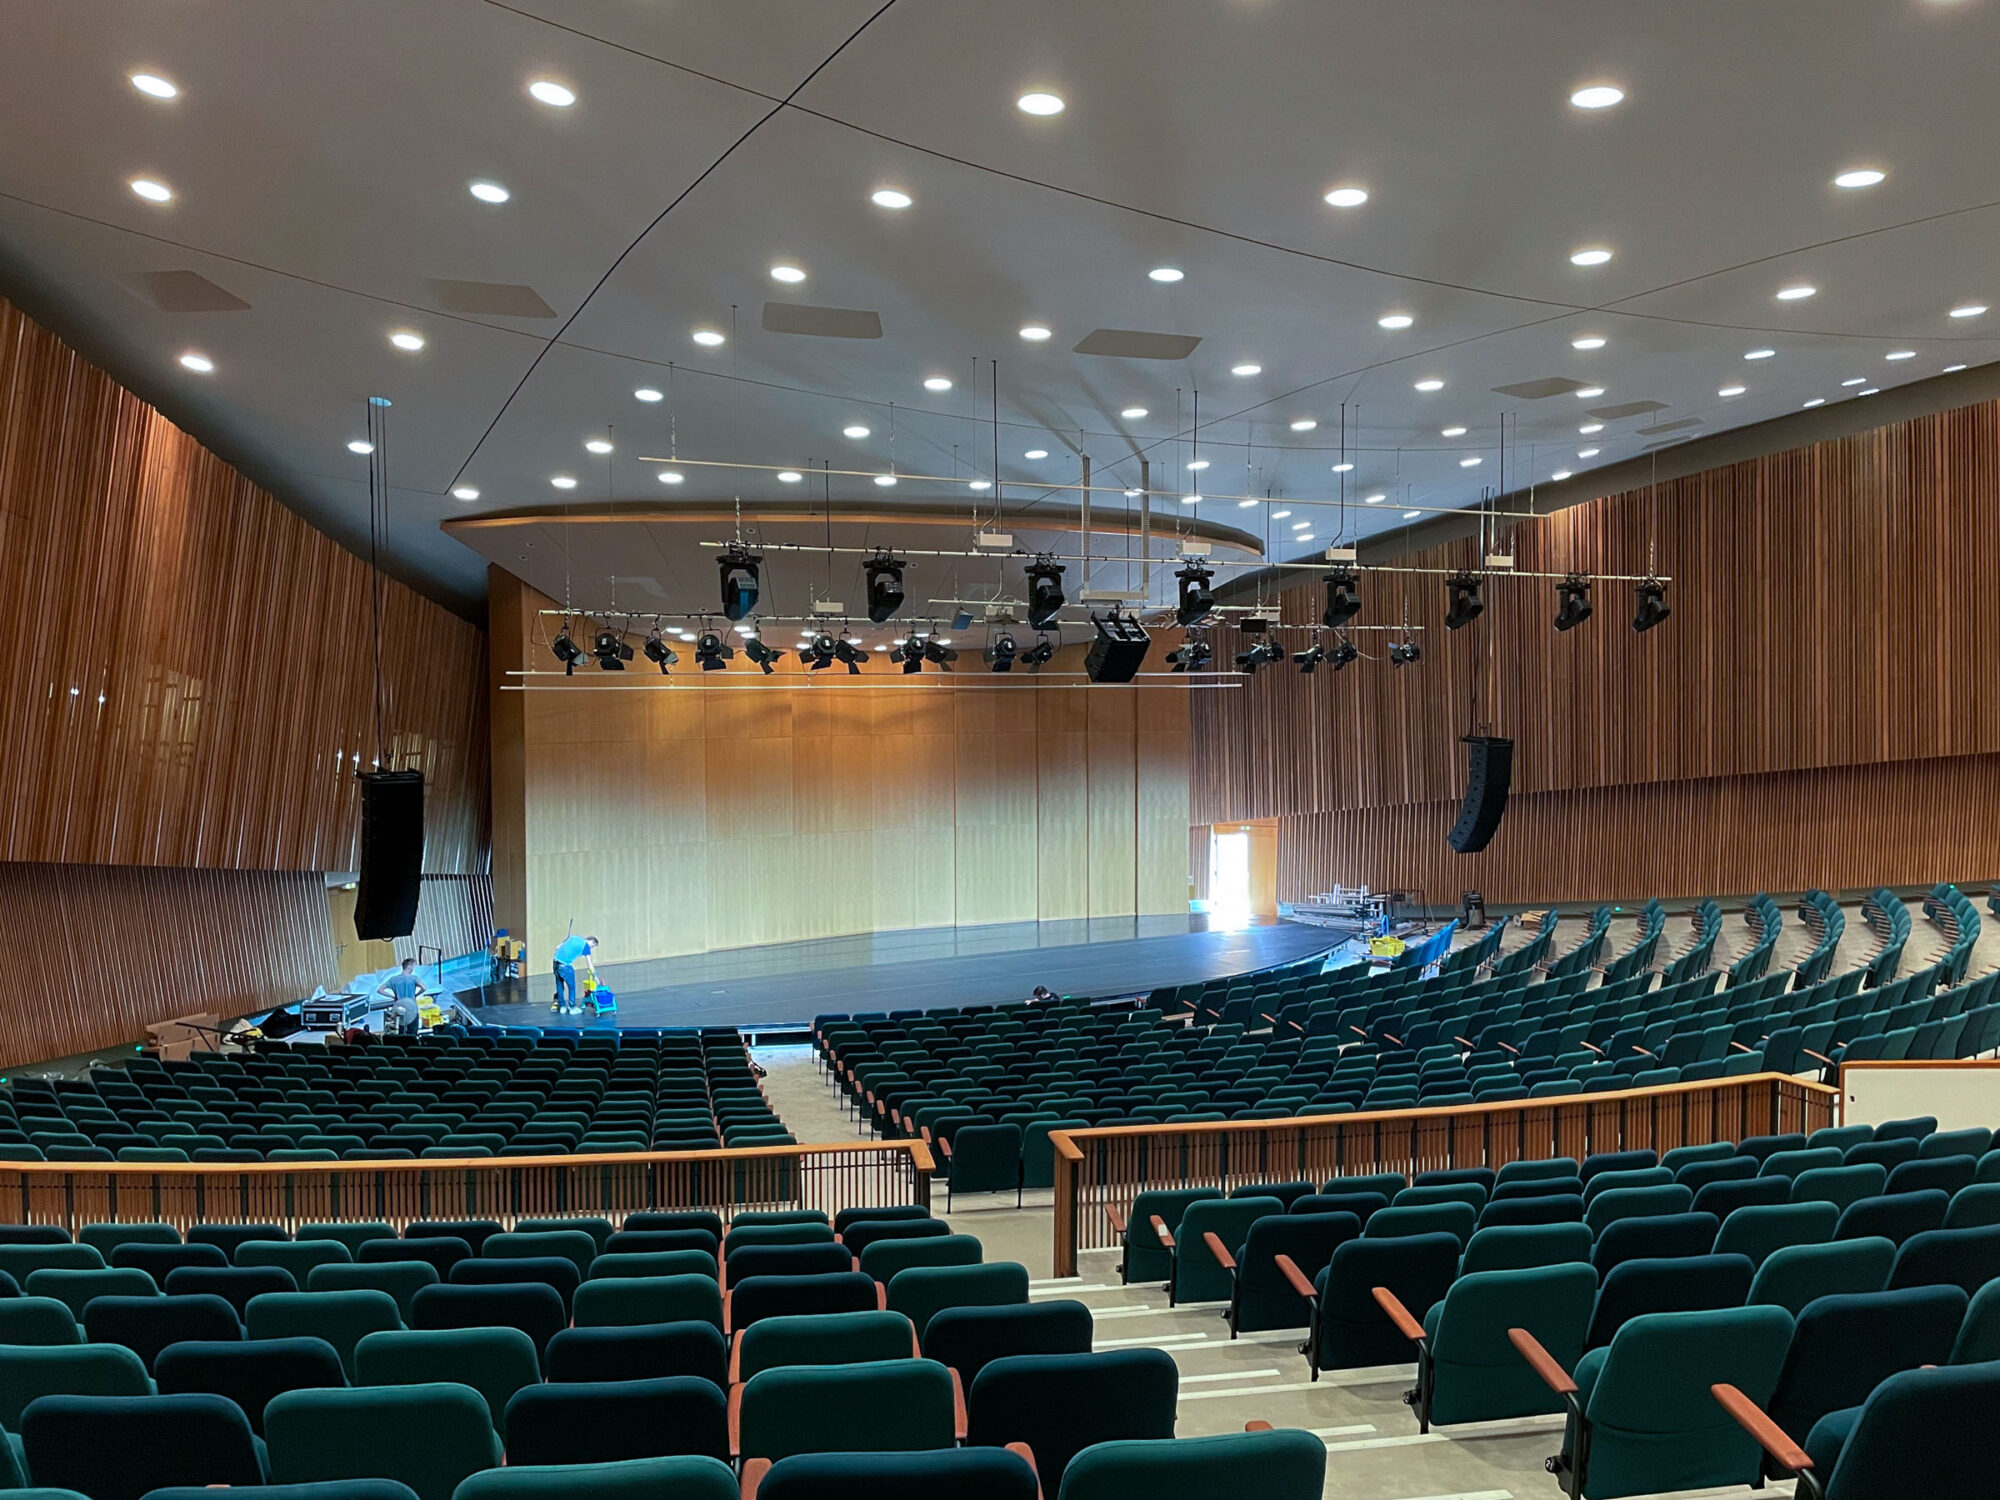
3;0;1997;615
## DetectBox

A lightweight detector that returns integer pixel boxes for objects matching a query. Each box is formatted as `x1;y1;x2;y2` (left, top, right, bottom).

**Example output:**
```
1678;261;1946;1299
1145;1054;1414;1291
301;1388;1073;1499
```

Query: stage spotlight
743;636;782;675
1020;636;1055;671
1330;639;1360;671
550;626;584;676
1293;641;1327;674
923;637;959;671
1174;563;1216;626
897;637;927;674
1554;572;1594;632
717;544;762;620
1632;576;1672;633
1322;565;1362;627
984;633;1019;672
1389;639;1422;667
1234;639;1285;675
801;633;837;671
1166;638;1212;673
1025;558;1067;628
865;553;906;622
592;627;634;671
832;637;867;675
1443;571;1485;630
695;631;734;671
642;631;679;674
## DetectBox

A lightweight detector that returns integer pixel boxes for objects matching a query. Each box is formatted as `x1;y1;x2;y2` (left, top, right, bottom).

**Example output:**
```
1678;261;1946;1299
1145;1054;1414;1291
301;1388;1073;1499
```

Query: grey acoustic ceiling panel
761;302;883;338
1490;376;1593;400
1637;417;1704;436
119;270;251;312
427;280;557;318
1588;400;1671;420
1072;329;1203;360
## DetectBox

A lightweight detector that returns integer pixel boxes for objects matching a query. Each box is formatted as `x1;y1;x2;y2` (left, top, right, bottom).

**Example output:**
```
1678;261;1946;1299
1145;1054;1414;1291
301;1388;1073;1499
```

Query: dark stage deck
465;917;1341;1031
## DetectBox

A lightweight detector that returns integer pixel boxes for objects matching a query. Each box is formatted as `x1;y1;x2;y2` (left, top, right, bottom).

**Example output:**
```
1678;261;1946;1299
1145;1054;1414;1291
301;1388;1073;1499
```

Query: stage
463;916;1341;1031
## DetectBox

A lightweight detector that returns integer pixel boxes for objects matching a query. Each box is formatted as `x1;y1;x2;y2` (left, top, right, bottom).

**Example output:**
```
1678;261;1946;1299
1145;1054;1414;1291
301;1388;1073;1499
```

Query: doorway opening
1208;829;1252;930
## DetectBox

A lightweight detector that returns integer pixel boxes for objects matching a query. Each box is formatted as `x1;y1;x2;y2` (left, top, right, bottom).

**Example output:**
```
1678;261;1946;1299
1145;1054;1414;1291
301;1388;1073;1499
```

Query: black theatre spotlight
923;637;959;671
1166;638;1212;673
832;637;867;675
984;633;1019;672
1020;636;1055;672
1293;641;1327;674
642;632;679;674
1331;639;1360;671
550;624;584;677
1632;576;1672;633
1443;571;1485;631
695;631;733;672
801;634;837;671
742;635;782;675
1025;558;1067;629
897;637;926;675
1322;566;1362;628
592;627;634;671
864;553;907;622
717;544;762;621
1389;639;1422;667
1234;639;1285;675
1174;563;1216;627
1554;573;1594;632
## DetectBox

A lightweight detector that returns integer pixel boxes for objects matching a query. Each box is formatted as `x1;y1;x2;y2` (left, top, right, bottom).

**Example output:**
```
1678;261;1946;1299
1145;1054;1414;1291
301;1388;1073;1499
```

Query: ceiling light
1579;422;1604;434
1553;573;1594;632
923;376;952;391
1364;493;1385;504
1019;324;1052;341
1026;449;1048;459
585;439;613;454
1271;509;1291;519
1332;462;1354;473
1322;186;1369;207
1378;313;1414;330
1576;386;1605;398
1570;247;1613;266
1186;459;1209;471
1121;487;1141;497
1859;387;1880;395
1885;349;1916;360
1571;335;1607;350
528;79;576;107
177;352;213;373
691;329;725;347
347;440;374;455
1402;509;1422;520
1017;91;1065;115
1443;572;1485;630
1744;348;1776;360
390;331;425;351
1441;426;1467;437
469;180;510;203
634;387;662;402
1295;533;1315;542
1776;284;1816;300
452;486;479;501
130;72;179;99
1291;521;1311;530
1551;469;1572;481
770;471;803;485
1578;447;1601;457
1414;378;1444;392
129;178;172;203
843;425;871;439
1120;406;1148;419
1230;362;1261;376
1803;398;1826;408
1842;377;1867;386
1944;363;1969;372
1459;457;1482;468
657;470;683;484
874;474;897;487
1237;498;1257;508
1148;267;1184;283
1181;494;1200;505
551;474;577;488
871;188;913;209
1834;168;1886;189
970;479;992;491
1950;303;1987;319
1290;418;1317;431
1570;84;1625;108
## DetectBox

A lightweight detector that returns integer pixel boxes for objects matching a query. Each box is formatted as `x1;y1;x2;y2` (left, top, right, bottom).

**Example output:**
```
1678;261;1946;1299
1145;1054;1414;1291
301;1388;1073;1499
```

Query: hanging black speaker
355;770;425;939
1446;736;1513;854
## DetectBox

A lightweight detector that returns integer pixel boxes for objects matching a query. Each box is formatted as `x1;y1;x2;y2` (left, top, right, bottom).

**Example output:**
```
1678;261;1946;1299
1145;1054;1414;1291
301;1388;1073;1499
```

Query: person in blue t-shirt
551;934;598;1015
375;958;427;1033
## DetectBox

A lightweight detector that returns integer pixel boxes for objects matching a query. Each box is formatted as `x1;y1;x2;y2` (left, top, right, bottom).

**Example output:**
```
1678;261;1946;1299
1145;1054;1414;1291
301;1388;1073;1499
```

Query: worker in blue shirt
551;933;598;1015
375;957;427;1033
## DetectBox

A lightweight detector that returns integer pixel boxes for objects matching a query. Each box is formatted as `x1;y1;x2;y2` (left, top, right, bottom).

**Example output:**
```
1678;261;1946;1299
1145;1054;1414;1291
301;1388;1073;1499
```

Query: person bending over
552;933;599;1015
375;957;427;1034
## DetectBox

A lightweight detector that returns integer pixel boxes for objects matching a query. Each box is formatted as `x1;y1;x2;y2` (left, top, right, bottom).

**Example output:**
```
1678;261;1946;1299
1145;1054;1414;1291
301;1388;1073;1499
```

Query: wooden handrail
0;1139;935;1176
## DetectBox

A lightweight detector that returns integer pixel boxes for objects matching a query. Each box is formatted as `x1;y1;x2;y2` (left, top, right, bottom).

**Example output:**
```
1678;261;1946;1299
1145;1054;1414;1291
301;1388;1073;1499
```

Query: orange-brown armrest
1711;1382;1813;1475
728;1381;743;1457
727;1329;743;1384
1372;1285;1425;1343
939;1137;952;1158
1728;1042;1755;1054
875;1281;887;1310
740;1457;771;1500
1380;1032;1403;1048
951;1366;968;1441
1274;1253;1316;1301
1498;1041;1521;1056
1005;1441;1039;1500
1106;1204;1128;1235
1802;1049;1835;1068
1243;1419;1274;1432
1202;1231;1237;1272
1508;1327;1576;1396
722;1289;733;1335
1582;1041;1606;1055
1150;1214;1175;1250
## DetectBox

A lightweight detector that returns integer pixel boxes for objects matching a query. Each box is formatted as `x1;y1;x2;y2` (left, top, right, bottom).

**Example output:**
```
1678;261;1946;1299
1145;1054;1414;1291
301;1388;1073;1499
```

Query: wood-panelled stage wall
1193;397;2000;905
489;573;1191;963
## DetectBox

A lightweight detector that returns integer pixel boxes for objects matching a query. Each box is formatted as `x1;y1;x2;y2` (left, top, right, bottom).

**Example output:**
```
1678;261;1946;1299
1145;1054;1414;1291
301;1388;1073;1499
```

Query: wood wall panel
0;296;488;874
0;863;332;1066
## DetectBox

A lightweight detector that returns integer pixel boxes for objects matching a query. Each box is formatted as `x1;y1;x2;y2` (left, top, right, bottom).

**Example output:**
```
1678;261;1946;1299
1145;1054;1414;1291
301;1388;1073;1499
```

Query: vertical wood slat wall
1190;397;2000;904
0;295;488;874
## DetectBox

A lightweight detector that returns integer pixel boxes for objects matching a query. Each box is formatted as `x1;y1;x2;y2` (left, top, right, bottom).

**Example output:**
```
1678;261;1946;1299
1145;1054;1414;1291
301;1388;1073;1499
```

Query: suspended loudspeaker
1446;736;1512;854
355;769;425;939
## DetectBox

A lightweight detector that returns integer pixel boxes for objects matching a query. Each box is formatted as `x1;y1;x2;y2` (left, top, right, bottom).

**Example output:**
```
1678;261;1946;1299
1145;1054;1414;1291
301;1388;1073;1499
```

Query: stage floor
465;916;1339;1030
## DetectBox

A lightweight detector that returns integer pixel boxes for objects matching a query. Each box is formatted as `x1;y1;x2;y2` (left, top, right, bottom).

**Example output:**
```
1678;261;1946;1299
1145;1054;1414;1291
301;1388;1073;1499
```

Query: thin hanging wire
364;397;388;770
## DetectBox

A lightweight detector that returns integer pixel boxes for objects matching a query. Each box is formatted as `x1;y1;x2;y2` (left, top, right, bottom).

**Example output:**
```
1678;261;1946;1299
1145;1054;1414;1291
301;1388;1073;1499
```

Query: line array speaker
355;769;425;940
1446;736;1513;854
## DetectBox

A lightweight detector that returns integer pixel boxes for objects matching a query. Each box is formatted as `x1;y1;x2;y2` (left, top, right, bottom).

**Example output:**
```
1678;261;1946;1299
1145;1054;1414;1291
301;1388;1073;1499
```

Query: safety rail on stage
1048;1072;1836;1277
0;1140;934;1235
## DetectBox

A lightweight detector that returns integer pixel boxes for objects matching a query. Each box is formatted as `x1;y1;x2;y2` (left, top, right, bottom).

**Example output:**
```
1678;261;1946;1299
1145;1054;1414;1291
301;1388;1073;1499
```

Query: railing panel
1050;1074;1835;1276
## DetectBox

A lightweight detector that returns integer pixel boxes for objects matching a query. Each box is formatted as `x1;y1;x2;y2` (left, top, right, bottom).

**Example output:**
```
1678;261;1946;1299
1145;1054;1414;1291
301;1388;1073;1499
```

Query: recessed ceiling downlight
634;387;662;402
452;486;479;501
1322;186;1369;207
770;264;806;283
871;188;913;209
1378;313;1414;330
1120;406;1148;419
1570;85;1625;108
1230;363;1262;376
1776;284;1817;300
777;471;802;483
691;329;726;347
1569;247;1613;266
843;425;871;439
1571;335;1607;350
528;79;576;107
1834;168;1886;189
469;181;510;203
390;331;425;351
923;376;952;392
178;352;213;373
347;440;374;455
130;178;172;203
1019;325;1052;341
1148;266;1184;283
1016;91;1065;115
129;73;178;99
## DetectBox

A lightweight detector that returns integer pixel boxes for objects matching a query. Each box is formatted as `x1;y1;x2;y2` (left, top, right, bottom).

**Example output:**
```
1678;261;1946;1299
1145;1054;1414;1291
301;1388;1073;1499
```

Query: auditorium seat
1293;1232;1459;1375
247;1291;402;1380
21;1393;262;1500
25;1268;156;1321
921;1300;1092;1386
0;1343;152;1428
1747;1237;1896;1315
355;1327;539;1429
732;1310;913;1383
153;1336;347;1433
736;1358;955;1465
503;1377;730;1465
885;1263;1028;1341
1382;1262;1596;1430
756;1449;1037;1500
964;1350;1178;1491
411;1283;566;1354
265;1383;501;1500
1763;1286;1965;1467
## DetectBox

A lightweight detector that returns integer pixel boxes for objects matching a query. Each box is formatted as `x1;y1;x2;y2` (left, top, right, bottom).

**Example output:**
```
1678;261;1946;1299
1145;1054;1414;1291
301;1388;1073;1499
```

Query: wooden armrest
1711;1382;1812;1474
875;1281;888;1310
1631;1045;1657;1058
1802;1048;1835;1067
1508;1327;1576;1396
939;1137;952;1158
1453;1035;1474;1049
911;1330;923;1358
851;1254;861;1273
1243;1420;1274;1432
1371;1285;1426;1344
951;1366;968;1440
1348;1025;1370;1039
1380;1032;1403;1047
728;1381;743;1457
1150;1214;1175;1250
1497;1041;1521;1056
1728;1042;1755;1054
1106;1204;1128;1235
739;1457;771;1500
722;1289;733;1334
1202;1230;1237;1272
1582;1041;1606;1055
1274;1253;1317;1301
1005;1441;1039;1494
727;1329;742;1384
